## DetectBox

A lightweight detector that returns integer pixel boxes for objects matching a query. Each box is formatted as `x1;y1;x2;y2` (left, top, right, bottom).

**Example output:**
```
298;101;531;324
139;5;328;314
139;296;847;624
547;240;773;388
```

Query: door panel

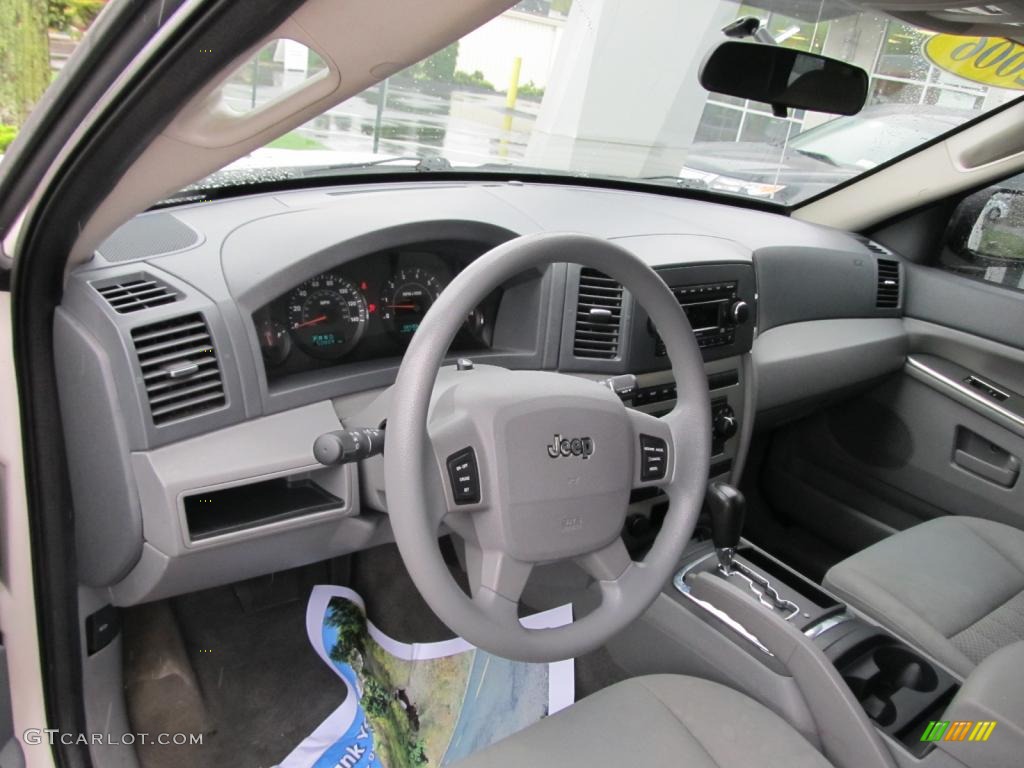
763;287;1024;559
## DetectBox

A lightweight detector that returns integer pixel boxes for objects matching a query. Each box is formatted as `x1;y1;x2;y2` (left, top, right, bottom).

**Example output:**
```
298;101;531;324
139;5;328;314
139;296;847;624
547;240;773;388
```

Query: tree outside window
0;0;108;152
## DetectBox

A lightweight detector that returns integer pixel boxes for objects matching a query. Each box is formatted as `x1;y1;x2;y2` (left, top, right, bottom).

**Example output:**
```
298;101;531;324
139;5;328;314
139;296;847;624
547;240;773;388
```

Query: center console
812;619;959;754
607;482;980;768
672;483;968;763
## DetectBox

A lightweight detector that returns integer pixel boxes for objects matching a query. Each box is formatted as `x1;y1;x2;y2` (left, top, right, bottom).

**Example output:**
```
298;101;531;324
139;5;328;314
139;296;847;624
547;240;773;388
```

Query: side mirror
950;188;1024;263
699;41;868;116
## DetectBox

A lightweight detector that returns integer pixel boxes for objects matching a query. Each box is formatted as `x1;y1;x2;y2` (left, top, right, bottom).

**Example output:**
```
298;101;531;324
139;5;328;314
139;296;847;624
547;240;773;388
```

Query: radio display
682;300;721;332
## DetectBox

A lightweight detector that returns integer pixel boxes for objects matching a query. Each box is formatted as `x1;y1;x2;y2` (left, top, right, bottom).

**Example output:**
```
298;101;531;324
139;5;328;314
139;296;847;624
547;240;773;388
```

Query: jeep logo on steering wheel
546;434;594;460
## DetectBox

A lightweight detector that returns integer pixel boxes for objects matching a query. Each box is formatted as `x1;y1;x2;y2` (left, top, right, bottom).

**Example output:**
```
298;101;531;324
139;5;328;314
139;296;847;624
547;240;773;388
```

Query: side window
221;39;328;115
942;177;1024;292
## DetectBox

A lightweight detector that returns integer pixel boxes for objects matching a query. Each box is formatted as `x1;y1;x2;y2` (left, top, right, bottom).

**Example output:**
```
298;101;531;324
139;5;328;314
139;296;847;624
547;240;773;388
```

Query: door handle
953;446;1020;488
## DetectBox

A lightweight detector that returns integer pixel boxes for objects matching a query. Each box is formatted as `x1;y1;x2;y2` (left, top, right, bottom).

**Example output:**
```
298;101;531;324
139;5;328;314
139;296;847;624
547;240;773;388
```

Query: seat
453;674;832;768
824;516;1024;677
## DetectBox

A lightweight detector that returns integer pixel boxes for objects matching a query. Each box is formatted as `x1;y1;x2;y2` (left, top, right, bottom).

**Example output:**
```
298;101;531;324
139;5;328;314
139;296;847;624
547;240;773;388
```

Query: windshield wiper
635;175;711;190
791;148;840;167
297;154;453;178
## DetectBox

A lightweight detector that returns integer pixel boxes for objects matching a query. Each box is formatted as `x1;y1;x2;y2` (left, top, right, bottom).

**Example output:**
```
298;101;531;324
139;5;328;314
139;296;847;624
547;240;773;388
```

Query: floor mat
168;571;348;768
280;585;574;768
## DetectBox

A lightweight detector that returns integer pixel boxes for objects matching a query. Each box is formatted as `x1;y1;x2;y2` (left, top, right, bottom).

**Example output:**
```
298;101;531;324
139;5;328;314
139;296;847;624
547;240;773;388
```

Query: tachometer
287;273;368;359
380;267;447;339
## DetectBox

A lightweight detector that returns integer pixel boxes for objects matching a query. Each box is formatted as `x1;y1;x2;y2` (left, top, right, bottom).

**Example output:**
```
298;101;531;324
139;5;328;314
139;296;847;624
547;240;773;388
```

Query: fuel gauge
257;318;292;366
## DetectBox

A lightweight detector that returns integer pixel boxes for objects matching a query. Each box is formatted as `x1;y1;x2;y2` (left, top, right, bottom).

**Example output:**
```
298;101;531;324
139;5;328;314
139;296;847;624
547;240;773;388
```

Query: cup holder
843;676;898;726
841;643;941;729
874;646;938;693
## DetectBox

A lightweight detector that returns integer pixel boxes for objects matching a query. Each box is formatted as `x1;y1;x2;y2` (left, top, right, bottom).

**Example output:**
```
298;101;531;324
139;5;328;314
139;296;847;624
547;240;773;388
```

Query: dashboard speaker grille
96;214;200;262
131;314;225;425
573;268;624;360
93;274;180;314
876;259;901;308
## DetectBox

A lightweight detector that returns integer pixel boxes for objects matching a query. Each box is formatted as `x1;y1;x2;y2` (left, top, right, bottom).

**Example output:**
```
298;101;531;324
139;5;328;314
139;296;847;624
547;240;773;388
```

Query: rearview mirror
699;41;868;116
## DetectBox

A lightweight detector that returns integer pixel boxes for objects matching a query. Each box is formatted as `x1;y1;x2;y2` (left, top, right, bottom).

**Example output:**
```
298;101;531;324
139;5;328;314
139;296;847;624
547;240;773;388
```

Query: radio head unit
653;280;751;355
628;262;756;371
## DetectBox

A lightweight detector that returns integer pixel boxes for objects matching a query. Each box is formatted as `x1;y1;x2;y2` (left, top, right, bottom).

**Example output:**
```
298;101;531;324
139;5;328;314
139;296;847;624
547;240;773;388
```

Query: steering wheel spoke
576;537;633;582
465;544;533;626
626;408;675;490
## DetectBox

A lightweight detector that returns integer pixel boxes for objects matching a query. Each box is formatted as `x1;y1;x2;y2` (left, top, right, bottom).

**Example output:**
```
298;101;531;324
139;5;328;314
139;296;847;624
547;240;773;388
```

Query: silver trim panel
673;554;774;656
906;354;1024;434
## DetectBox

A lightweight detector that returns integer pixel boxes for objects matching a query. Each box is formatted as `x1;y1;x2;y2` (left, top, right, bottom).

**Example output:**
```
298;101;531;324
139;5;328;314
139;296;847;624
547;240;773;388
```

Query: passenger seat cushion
824;516;1024;676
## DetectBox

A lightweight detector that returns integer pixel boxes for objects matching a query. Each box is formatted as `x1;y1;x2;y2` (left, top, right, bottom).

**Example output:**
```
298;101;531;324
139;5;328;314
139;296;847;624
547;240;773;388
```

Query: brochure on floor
279;585;574;768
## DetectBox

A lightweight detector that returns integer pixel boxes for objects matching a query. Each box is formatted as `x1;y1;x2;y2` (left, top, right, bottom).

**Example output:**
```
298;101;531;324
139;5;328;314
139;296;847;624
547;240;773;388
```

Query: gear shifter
707;481;746;575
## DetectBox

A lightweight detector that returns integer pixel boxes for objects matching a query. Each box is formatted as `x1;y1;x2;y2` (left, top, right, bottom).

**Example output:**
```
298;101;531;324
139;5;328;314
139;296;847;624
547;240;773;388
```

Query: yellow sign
923;34;1024;91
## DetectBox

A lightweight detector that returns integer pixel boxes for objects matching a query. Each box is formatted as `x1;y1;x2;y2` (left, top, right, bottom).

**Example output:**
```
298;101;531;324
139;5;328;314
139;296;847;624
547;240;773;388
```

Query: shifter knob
706;481;746;573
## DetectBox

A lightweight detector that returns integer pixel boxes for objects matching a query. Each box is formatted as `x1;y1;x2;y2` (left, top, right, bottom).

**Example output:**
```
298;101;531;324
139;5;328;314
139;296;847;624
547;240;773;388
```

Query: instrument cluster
253;243;497;382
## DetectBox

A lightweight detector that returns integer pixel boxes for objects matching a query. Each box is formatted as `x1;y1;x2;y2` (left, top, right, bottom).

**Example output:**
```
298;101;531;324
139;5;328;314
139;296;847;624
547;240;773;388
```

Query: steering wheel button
447;447;481;505
639;434;668;481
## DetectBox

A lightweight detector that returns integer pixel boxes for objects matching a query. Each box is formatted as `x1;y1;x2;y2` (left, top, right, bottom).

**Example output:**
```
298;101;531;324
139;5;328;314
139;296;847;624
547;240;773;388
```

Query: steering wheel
384;232;711;662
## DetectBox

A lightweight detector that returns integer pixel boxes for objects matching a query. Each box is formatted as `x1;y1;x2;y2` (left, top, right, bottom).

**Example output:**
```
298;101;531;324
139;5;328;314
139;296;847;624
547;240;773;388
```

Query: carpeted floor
125;564;348;768
125;544;630;768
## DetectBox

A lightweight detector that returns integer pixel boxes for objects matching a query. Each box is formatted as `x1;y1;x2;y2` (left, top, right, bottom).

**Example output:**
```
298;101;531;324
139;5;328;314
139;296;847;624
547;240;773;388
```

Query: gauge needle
386;303;419;310
292;314;327;329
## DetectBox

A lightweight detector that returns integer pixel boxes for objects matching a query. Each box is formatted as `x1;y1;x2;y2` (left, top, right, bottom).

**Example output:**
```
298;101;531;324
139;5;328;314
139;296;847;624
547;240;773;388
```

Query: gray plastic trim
108;517;390;606
109;400;369;604
78;587;138;768
54;310;143;586
130;400;349;555
905;262;1024;353
754;246;901;333
753;319;908;413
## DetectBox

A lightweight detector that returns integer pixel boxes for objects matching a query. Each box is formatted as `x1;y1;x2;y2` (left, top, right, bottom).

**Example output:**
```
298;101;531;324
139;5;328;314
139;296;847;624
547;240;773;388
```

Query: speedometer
287;273;368;359
380;267;447;339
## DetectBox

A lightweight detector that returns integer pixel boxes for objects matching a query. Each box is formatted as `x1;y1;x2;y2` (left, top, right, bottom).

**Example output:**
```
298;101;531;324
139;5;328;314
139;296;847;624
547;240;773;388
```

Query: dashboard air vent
131;314;225;425
94;275;179;314
573;268;624;360
876;259;901;309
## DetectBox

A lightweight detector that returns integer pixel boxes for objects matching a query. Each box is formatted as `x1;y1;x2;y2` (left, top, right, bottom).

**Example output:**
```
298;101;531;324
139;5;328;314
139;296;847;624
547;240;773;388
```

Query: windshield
184;0;1024;206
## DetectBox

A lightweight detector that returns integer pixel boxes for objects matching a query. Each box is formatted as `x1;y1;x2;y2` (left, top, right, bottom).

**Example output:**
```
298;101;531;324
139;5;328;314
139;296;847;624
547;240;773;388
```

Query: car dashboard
55;180;907;605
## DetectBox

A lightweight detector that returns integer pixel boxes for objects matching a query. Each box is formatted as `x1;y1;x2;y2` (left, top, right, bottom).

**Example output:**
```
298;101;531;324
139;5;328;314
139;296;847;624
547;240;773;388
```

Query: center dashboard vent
131;313;225;425
573;268;624;360
94;274;180;314
876;259;901;308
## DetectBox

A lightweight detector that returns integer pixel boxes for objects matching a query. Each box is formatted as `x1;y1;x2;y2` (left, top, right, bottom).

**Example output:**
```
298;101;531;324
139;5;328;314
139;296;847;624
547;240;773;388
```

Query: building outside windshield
184;0;1024;205
5;1;1023;204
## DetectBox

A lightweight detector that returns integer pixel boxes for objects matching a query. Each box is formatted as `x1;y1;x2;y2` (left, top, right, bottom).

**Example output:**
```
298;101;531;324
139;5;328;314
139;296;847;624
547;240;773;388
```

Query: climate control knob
729;300;750;325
